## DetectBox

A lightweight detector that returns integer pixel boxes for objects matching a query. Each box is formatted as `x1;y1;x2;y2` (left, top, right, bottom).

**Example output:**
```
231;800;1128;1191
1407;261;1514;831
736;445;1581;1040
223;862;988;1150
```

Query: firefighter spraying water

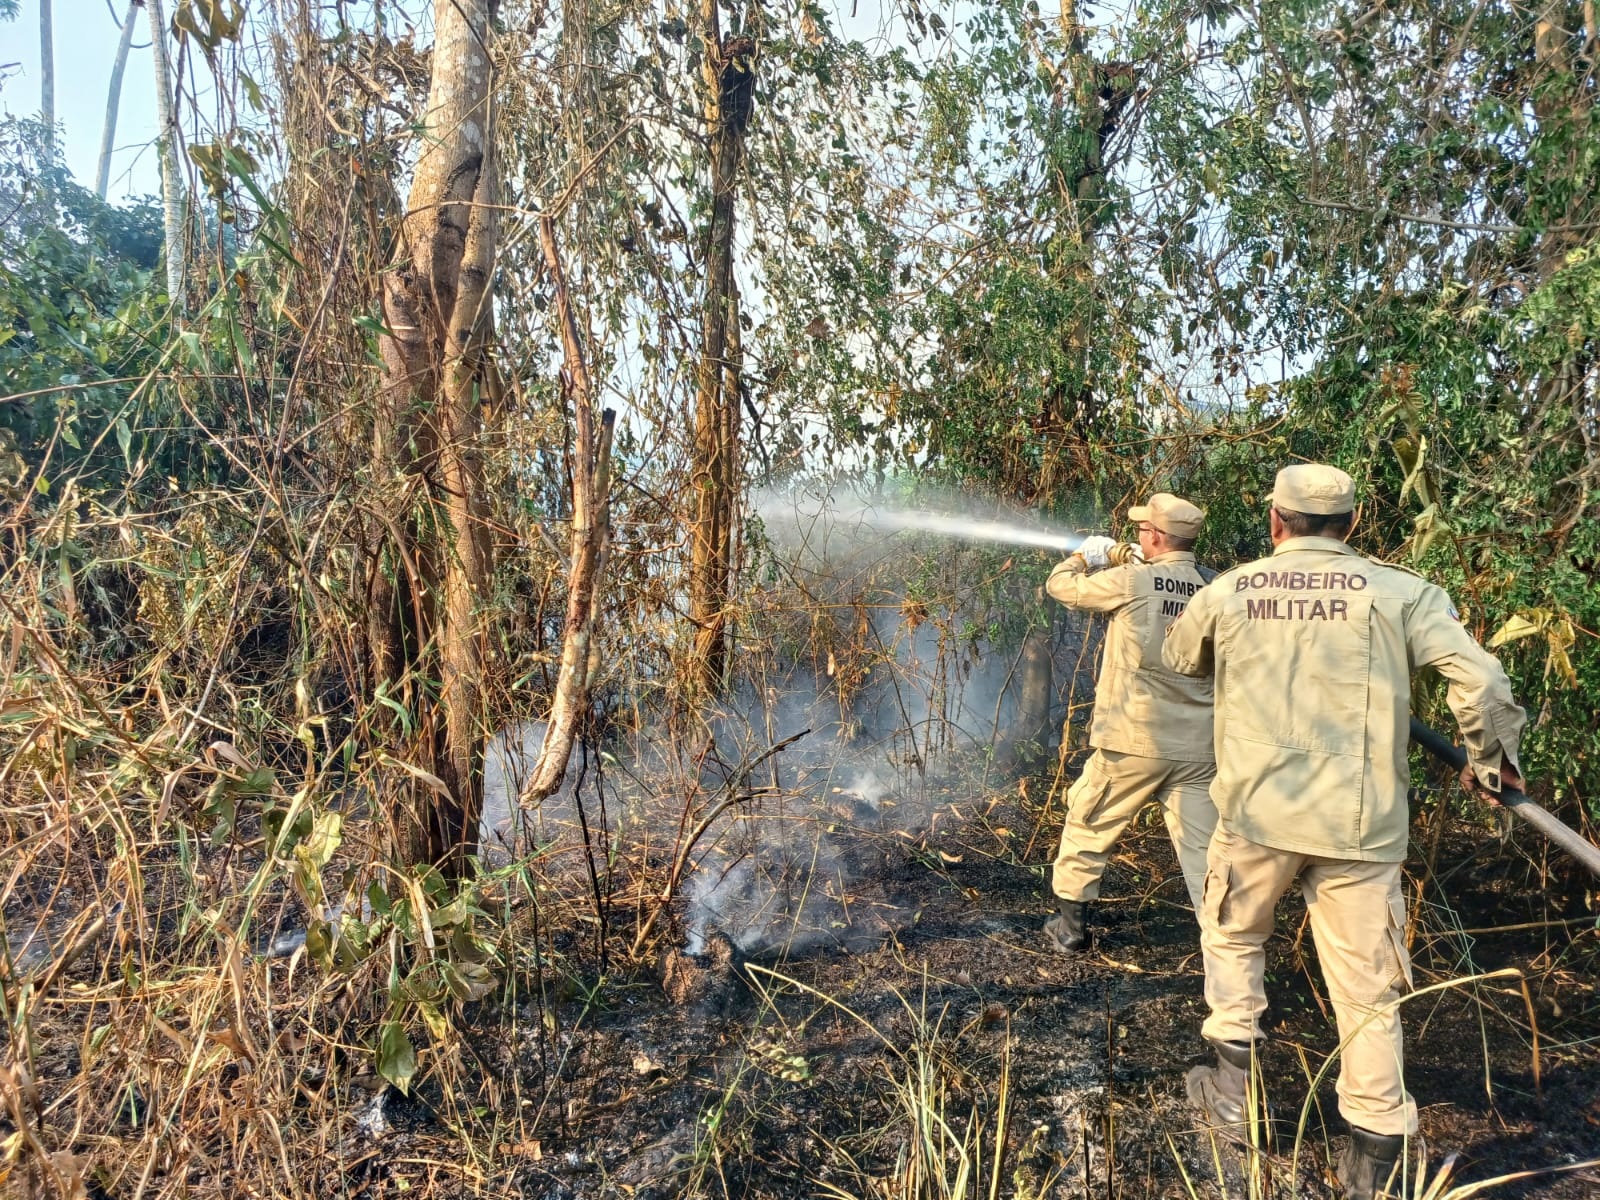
866;476;1598;1199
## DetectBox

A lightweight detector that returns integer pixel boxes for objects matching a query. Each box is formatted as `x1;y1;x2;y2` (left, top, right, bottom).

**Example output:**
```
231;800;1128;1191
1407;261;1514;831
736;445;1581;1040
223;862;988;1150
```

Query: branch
1302;198;1600;235
630;728;810;956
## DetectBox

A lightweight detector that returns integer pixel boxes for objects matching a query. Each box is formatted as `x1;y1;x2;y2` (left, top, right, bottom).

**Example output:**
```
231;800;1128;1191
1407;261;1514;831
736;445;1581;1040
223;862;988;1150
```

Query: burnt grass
403;782;1594;1199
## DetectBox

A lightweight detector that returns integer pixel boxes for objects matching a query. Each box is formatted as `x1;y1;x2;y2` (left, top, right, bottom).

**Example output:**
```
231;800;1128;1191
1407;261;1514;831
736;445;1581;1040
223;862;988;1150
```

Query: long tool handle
1409;717;1600;878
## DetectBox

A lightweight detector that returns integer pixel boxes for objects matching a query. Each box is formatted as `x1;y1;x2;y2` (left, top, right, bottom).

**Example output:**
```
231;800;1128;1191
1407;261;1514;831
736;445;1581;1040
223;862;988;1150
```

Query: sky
0;0;1051;203
0;0;162;199
0;0;1070;207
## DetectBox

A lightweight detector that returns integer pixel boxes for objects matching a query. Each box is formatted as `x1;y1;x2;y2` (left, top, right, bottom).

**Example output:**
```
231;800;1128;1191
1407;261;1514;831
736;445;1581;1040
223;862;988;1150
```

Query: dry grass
0;432;1077;1199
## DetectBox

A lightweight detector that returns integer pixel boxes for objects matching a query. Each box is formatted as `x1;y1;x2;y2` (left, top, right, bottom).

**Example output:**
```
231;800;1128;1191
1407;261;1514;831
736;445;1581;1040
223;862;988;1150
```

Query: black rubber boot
1337;1126;1410;1200
1042;899;1088;952
1185;1039;1269;1145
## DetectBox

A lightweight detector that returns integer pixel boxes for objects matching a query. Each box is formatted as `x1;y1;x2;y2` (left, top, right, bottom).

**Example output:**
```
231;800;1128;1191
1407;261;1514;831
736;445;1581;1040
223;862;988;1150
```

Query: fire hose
1409;717;1600;879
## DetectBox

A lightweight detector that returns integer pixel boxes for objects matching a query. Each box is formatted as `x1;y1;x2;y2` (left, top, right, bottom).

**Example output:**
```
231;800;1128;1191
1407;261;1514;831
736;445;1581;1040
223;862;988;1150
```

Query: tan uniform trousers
1051;749;1218;909
1199;825;1418;1137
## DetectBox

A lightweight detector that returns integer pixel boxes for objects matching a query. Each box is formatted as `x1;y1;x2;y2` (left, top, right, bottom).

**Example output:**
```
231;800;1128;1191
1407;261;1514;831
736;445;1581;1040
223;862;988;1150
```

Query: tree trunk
146;0;186;308
1008;626;1057;767
1041;6;1136;467
1006;8;1138;755
686;2;756;700
38;0;54;154
1530;0;1592;282
374;0;500;870
1526;1;1596;547
521;217;615;806
96;0;141;199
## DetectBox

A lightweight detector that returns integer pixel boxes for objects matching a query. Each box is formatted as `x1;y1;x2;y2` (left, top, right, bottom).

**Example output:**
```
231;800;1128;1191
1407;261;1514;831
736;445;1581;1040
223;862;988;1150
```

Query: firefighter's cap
1128;493;1205;538
1272;463;1355;515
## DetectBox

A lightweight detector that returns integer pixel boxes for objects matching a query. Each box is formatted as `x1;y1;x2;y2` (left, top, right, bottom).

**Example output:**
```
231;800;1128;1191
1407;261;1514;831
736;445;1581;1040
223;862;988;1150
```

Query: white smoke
494;480;1106;958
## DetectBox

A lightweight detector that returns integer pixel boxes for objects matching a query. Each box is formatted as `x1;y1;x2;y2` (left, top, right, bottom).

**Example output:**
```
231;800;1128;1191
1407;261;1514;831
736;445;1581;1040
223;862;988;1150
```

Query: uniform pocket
1384;891;1414;990
1202;858;1234;930
1066;756;1114;827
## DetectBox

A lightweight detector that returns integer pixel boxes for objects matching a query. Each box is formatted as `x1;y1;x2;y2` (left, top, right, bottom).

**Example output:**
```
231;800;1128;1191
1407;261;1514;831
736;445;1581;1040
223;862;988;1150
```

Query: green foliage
1152;0;1600;822
0;119;167;486
195;755;502;1093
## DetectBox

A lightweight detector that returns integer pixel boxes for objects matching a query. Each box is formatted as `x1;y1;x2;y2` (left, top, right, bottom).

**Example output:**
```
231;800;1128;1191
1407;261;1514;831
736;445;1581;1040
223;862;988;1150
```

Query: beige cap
1128;492;1205;538
1272;464;1355;515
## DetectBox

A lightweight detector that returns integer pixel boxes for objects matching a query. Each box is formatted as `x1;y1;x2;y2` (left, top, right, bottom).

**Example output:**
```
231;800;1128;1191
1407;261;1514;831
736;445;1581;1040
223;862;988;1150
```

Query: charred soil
7;771;1597;1200
452;784;1597;1198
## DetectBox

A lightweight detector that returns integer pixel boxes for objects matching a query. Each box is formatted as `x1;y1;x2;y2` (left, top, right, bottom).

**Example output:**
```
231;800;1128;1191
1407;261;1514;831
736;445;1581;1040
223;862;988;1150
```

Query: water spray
863;507;1085;554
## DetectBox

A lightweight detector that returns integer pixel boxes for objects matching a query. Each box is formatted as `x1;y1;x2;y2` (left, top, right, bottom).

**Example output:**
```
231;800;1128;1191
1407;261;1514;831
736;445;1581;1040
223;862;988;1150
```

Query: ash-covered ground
349;759;1599;1200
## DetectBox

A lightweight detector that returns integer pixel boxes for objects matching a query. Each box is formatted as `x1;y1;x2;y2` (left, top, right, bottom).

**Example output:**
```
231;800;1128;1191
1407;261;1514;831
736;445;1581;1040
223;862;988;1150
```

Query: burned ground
5;759;1595;1200
371;773;1596;1199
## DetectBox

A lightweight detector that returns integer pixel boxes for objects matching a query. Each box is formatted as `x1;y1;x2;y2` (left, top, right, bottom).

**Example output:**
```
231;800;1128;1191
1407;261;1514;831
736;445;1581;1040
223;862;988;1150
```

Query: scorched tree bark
371;0;500;870
686;2;757;700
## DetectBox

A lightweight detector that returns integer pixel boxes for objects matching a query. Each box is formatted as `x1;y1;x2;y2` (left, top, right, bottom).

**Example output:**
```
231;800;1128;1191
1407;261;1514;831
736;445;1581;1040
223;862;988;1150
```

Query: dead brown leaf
207;1026;253;1061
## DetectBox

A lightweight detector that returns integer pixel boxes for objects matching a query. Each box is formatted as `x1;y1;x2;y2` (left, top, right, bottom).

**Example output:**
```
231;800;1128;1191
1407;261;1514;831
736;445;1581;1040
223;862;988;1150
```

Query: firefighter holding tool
1163;464;1527;1199
1041;492;1219;953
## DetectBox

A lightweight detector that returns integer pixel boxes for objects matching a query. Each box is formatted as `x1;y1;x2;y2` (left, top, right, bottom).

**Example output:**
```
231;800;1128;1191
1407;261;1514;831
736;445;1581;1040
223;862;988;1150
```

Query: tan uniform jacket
1162;536;1526;861
1046;550;1215;763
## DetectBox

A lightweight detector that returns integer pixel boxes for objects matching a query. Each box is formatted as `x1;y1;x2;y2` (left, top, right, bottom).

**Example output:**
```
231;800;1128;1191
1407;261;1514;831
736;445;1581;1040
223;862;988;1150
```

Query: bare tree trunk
719;276;743;662
38;0;54;154
686;1;756;700
685;10;749;698
521;221;615;805
1009;626;1056;766
1526;2;1596;550
373;0;501;869
1531;0;1592;282
96;0;141;199
146;0;186;308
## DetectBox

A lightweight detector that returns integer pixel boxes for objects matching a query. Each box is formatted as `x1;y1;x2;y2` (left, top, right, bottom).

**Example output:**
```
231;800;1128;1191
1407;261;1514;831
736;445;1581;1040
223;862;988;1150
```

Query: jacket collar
1150;550;1197;564
1272;536;1358;557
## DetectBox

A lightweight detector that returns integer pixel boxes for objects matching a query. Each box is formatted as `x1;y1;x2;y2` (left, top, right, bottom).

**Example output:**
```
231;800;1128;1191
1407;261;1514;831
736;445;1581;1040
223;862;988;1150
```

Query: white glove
1077;535;1117;569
